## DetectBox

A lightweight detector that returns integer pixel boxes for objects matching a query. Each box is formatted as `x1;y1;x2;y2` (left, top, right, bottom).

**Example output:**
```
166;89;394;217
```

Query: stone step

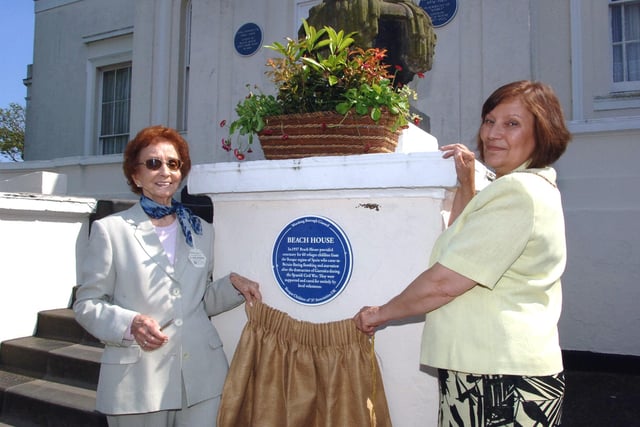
0;371;106;427
35;308;101;347
0;337;101;390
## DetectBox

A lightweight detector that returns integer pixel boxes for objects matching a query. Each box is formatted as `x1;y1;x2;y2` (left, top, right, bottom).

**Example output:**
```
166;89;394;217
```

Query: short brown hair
122;125;192;195
477;80;571;168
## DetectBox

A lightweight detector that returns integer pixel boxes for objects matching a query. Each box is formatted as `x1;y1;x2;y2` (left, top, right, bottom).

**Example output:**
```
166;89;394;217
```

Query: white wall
0;155;132;200
556;126;640;356
0;193;96;343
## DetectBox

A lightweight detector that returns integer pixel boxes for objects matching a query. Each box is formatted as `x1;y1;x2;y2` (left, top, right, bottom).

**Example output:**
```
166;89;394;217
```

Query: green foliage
222;20;422;158
264;21;357;113
0;103;25;161
227;86;282;147
336;79;417;131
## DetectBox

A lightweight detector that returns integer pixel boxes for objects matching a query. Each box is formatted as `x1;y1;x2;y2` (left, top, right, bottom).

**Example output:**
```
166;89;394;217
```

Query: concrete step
0;337;101;390
0;372;106;427
35;308;101;347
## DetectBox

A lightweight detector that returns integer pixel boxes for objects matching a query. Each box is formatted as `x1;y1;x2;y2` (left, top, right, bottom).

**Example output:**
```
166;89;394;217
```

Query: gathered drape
217;302;392;427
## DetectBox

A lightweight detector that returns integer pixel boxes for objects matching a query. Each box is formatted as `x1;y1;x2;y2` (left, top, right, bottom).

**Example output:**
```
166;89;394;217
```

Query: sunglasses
136;158;183;171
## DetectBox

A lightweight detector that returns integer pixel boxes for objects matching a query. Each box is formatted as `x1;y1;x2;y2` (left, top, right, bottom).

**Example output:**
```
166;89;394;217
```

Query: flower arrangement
221;20;423;160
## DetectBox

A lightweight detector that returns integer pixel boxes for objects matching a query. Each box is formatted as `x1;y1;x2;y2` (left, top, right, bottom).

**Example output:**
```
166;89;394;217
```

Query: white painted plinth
0;193;96;343
189;152;489;427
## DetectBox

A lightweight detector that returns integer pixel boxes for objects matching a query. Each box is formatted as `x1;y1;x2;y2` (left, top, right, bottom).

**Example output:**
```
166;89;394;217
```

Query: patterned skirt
438;369;565;426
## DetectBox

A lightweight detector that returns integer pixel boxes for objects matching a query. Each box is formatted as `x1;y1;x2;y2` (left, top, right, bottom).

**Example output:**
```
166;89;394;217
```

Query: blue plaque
272;216;353;305
234;22;262;56
419;0;458;28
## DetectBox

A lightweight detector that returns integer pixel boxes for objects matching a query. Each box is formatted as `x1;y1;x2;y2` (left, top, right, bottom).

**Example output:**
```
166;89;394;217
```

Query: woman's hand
441;143;476;225
131;314;169;351
230;272;262;307
440;143;476;187
353;306;384;336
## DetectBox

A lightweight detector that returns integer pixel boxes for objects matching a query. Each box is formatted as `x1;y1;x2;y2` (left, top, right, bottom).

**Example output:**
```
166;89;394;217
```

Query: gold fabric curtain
217;302;392;427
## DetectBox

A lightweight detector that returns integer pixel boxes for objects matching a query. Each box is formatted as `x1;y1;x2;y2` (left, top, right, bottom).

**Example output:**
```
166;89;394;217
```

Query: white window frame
609;0;640;92
83;30;133;156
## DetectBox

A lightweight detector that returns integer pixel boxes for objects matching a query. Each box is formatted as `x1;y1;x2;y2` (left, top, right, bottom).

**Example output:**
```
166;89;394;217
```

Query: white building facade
2;0;639;358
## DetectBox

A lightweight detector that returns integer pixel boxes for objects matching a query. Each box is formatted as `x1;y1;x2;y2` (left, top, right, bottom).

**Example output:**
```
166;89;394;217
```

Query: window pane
612;4;623;42
102;70;115;103
120;135;128;151
627;41;640;80
114;100;130;133
613;45;624;82
101;137;116;155
99;65;132;154
101;103;114;134
115;68;131;100
625;3;640;40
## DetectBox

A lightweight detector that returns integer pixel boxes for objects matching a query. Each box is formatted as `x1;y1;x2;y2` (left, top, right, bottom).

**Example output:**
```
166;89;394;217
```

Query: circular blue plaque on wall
234;22;263;56
419;0;458;28
272;216;353;305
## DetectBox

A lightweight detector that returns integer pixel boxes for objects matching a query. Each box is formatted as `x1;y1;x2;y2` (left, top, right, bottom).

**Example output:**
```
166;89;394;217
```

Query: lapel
128;203;179;280
173;228;191;280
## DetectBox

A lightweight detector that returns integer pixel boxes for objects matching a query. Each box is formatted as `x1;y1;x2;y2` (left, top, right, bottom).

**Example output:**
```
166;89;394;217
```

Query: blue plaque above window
272;216;353;306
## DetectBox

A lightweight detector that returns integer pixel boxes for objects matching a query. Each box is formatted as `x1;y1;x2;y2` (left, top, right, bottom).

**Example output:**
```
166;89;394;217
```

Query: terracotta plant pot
258;111;405;160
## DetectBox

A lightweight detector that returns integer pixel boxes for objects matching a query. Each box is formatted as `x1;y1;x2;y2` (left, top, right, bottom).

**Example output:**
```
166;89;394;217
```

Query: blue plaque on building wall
272;216;353;305
419;0;458;28
234;22;262;56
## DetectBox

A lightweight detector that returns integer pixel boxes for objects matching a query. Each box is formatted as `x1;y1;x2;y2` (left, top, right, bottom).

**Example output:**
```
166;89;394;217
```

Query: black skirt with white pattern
438;369;565;426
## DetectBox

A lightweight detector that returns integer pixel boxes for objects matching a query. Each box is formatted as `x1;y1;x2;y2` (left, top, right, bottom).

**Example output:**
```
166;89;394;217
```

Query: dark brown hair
122;125;192;195
477;80;571;168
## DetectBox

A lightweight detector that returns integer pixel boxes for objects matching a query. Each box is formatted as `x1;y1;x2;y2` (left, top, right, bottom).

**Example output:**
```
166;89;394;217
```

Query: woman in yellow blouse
354;80;571;426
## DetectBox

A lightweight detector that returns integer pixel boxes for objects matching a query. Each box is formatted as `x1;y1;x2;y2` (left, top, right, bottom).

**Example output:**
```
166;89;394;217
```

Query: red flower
394;64;403;72
221;138;231;152
321;122;327;131
233;149;245;161
282;134;289;140
363;143;371;153
219;119;227;127
417;72;425;79
413;117;422;125
262;129;274;136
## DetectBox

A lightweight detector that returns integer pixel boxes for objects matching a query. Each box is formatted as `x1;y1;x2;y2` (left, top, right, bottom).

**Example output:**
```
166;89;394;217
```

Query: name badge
188;248;206;268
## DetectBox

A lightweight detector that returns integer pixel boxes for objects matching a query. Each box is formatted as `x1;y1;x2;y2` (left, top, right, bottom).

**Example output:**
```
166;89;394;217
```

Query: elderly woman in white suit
74;125;261;427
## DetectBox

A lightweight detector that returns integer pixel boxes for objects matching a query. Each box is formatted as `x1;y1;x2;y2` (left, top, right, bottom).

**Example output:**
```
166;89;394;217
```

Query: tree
0;103;25;161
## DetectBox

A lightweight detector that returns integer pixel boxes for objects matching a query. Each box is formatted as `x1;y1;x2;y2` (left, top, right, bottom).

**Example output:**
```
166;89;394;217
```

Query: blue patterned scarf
140;195;202;247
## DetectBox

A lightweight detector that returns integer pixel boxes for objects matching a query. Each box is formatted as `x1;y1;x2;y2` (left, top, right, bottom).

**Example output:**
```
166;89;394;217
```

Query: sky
1;1;35;108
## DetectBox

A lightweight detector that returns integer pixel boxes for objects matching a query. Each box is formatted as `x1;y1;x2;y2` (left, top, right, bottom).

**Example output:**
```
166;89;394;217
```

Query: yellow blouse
421;165;566;376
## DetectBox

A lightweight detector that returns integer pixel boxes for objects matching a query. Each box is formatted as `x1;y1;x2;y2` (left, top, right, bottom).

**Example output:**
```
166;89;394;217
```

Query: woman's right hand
440;143;476;187
131;314;169;351
441;143;476;225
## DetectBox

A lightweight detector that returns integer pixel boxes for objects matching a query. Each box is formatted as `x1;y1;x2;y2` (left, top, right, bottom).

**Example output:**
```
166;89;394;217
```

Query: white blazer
73;203;244;415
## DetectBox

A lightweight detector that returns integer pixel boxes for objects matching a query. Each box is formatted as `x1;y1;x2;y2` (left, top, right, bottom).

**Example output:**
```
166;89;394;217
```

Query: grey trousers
106;376;220;427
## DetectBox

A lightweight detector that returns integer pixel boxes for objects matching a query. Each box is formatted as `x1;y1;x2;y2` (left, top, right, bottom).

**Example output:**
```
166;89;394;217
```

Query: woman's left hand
353;306;384;336
230;272;262;307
